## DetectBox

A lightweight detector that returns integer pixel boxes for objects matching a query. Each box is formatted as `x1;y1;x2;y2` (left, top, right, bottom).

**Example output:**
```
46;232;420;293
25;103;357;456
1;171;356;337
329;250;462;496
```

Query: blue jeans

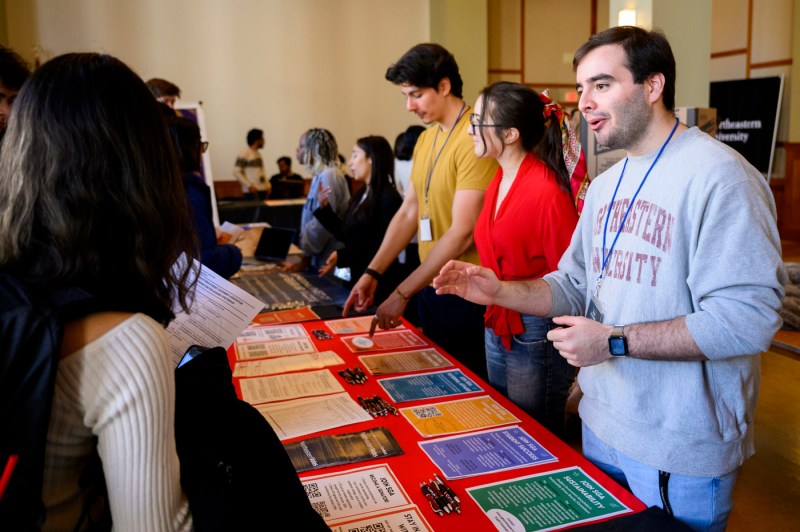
485;314;574;437
582;424;738;531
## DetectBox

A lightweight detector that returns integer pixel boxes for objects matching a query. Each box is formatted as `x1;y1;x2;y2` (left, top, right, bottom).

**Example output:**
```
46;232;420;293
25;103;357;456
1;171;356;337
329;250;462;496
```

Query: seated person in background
233;128;270;200
0;44;30;142
295;128;350;271
1;53;194;530
315;136;404;304
146;77;181;109
168;116;243;279
270;155;305;198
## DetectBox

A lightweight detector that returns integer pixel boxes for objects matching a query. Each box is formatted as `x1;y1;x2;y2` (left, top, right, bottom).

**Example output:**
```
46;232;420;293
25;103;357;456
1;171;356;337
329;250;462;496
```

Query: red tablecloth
228;317;646;531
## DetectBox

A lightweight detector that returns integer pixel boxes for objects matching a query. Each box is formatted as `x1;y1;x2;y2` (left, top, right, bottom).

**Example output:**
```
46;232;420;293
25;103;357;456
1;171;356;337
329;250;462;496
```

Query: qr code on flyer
304;482;322;498
311;501;330;518
348;524;386;532
412;406;442;419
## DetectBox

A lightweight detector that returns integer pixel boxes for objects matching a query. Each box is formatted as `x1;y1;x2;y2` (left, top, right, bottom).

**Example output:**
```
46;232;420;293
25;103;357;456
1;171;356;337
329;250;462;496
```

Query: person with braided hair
295;128;350;271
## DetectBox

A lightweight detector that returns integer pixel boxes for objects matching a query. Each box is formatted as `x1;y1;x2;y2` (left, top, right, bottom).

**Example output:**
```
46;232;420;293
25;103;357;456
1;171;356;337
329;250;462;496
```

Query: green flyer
467;466;630;531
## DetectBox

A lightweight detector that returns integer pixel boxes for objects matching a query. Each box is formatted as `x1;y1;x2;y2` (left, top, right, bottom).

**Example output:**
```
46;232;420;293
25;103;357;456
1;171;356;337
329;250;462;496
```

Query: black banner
709;76;783;174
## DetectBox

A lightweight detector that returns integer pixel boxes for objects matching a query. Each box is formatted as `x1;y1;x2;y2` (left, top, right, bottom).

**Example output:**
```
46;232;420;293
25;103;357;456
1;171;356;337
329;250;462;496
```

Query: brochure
378;369;482;403
467;466;631;531
255;392;373;440
239;369;344;404
301;464;413;523
328;508;432;532
324;315;406;335
418;426;557;479
359;348;454;375
284;427;403;472
399;396;520;438
341;330;428;353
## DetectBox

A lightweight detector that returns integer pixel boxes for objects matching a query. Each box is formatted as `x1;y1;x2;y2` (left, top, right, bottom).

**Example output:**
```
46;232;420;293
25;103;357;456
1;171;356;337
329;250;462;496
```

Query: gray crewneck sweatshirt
545;127;786;476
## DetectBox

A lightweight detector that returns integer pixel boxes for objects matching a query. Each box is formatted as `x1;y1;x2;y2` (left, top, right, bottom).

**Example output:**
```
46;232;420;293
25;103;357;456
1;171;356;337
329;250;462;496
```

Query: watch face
609;336;627;356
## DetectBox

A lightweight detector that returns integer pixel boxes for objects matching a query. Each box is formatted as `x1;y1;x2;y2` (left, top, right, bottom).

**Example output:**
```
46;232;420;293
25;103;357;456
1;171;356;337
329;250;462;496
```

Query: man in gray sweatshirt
433;26;786;531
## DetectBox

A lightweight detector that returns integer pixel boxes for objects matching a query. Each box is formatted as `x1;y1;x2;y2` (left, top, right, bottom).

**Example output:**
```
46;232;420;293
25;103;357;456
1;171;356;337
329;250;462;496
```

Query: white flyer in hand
166;258;264;365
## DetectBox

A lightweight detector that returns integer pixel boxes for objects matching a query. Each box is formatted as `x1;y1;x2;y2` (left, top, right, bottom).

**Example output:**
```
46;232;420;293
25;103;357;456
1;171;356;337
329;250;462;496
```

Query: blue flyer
418;426;557;479
377;369;482;403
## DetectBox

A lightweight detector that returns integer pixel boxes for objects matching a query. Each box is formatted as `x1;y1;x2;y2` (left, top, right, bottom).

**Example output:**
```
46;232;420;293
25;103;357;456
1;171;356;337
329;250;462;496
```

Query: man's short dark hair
145;77;181;98
573;26;676;112
385;43;463;99
247;128;263;146
277;156;291;167
0;45;31;90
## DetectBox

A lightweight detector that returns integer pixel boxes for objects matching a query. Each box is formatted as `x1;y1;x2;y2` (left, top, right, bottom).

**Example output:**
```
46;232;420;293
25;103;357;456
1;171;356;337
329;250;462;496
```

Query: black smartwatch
608;325;629;357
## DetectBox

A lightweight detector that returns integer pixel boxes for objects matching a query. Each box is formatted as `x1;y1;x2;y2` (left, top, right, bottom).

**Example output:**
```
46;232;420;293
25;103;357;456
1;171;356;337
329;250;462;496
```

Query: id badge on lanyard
586;278;605;322
420;103;466;245
419;214;433;242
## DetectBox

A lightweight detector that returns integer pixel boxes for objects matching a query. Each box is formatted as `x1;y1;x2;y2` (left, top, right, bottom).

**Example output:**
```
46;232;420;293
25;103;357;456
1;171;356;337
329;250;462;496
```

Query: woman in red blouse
469;82;580;436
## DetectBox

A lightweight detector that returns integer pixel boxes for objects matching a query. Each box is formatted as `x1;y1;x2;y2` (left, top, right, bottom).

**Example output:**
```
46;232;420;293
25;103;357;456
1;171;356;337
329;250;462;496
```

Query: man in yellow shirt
343;43;497;379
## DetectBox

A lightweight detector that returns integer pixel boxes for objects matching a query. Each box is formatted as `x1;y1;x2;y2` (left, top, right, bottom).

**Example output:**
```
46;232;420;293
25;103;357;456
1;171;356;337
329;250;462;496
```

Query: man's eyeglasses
469;113;505;133
200;141;209;153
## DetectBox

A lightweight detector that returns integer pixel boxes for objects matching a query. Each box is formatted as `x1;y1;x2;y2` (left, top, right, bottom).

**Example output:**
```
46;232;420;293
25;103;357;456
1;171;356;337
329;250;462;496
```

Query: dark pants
418;286;487;381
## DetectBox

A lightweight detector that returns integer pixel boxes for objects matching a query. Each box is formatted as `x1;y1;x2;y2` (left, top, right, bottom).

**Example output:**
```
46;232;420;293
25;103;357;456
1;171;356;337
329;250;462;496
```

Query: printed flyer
301;464;413;523
234;337;317;360
251;306;319;325
341;330;428;353
378;369;482;403
239;369;344;404
329;508;432;532
324;315;407;335
419;426;557;479
467;466;630;531
232;350;344;378
236;323;308;343
399;396;520;438
359;348;454;375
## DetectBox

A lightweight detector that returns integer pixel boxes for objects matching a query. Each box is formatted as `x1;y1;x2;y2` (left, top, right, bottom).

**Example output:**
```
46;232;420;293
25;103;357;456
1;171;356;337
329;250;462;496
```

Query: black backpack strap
0;274;63;530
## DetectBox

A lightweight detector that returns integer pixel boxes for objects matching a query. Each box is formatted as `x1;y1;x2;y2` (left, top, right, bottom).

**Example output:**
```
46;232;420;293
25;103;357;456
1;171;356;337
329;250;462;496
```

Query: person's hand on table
318;251;337;277
248;185;258;194
343;274;377;317
368;289;408;336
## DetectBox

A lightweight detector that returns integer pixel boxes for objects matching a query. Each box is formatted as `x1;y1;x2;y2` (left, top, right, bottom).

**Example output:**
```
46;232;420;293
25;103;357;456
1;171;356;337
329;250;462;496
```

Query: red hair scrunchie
540;89;590;215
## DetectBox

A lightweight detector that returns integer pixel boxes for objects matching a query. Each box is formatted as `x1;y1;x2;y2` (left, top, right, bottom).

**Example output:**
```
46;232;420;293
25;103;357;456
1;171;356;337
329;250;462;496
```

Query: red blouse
474;153;579;349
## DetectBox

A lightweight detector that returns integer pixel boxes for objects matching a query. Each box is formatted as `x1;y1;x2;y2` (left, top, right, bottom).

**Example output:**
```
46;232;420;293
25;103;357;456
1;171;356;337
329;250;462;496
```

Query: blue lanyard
599;118;679;286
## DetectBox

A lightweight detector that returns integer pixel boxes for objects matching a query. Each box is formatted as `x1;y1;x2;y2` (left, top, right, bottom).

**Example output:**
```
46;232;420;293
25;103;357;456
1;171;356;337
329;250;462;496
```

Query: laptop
253;226;296;262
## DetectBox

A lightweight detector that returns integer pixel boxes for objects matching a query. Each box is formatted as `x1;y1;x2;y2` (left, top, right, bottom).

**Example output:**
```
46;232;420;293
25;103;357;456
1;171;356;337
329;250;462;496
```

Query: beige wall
429;0;488;105
4;0;434;183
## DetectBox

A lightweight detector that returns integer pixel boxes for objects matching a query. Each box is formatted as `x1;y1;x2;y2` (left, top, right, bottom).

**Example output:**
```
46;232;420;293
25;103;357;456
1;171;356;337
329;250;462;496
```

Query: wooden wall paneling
488;0;522;72
780;142;800;240
522;0;593;87
711;0;749;53
751;0;793;64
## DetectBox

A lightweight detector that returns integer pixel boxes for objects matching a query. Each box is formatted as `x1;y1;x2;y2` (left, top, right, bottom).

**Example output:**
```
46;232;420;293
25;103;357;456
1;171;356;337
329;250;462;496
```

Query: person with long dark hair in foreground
0;53;195;530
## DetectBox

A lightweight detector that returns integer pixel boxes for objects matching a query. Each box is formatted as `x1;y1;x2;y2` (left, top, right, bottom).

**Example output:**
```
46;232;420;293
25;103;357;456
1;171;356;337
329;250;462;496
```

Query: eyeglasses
200;141;209;153
469;113;506;133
